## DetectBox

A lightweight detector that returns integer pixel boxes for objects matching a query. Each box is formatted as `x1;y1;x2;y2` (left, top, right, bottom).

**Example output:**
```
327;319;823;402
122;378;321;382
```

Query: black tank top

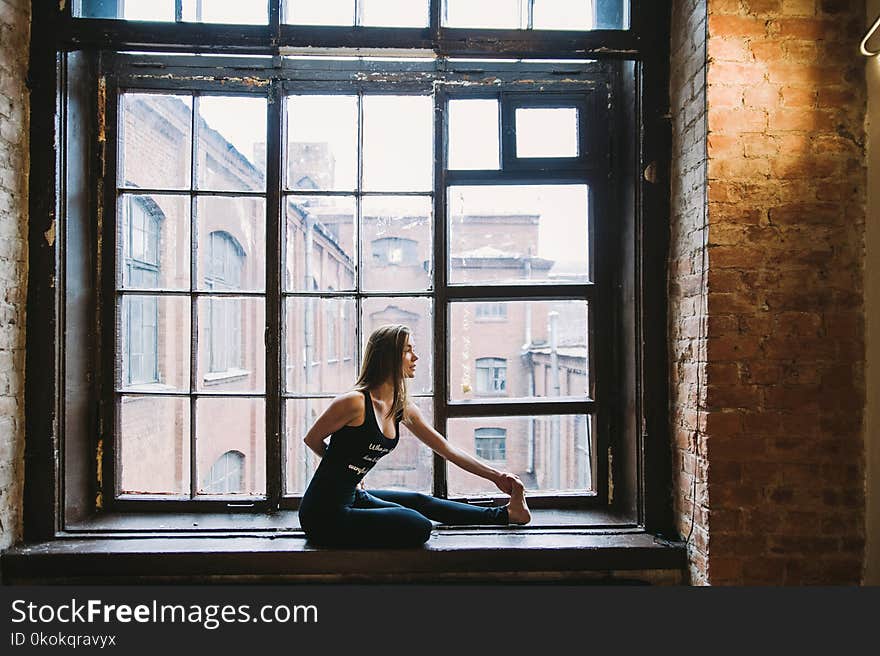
316;389;401;490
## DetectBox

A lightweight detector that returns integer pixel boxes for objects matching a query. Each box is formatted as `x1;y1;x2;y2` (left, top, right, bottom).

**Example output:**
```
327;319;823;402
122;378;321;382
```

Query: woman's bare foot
506;478;531;525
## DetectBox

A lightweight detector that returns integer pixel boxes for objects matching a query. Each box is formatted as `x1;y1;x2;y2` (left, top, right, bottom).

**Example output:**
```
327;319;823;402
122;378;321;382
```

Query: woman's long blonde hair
354;324;411;421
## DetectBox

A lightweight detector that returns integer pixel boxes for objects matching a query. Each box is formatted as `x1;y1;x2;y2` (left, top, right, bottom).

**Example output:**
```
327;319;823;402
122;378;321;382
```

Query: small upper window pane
443;0;522;29
448;99;500;170
533;0;592;30
443;1;630;31
285;0;356;26
182;0;268;24
360;0;430;27
78;0;175;21
515;107;579;158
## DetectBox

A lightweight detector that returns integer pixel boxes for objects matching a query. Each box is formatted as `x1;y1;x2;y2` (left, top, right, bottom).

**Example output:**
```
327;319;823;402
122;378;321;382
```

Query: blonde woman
299;324;530;547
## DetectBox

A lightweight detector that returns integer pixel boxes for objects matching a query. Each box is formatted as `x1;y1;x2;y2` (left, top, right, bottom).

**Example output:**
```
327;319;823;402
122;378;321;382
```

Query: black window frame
24;0;673;539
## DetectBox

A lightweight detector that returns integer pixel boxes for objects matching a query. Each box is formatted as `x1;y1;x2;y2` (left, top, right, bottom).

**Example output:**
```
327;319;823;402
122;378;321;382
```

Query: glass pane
285;297;358;395
285;0;355;25
285;196;356;292
362;297;433;394
448;98;500;170
447;415;594;496
196;397;265;496
448;185;590;284
196;96;266;192
119;93;192;190
515;107;579;158
78;0;175;20
118;194;190;290
286;95;358;191
196;297;265;393
533;0;593;30
360;0;430;27
366;397;434;493
442;0;523;28
195;196;266;292
182;0;268;24
362;95;433;192
449;300;589;401
285;397;332;495
118;396;190;495
285;397;435;496
361;196;432;292
118;295;190;392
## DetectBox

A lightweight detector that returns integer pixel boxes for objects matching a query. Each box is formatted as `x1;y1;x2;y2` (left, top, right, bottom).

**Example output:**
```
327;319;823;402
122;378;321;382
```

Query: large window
39;0;669;530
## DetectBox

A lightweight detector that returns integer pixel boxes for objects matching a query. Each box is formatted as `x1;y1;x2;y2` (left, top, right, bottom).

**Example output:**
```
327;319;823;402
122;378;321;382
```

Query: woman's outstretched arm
403;402;522;495
303;391;362;458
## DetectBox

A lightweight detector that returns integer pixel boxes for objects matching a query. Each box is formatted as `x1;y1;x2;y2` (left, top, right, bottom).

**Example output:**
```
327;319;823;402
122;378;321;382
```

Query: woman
299;324;530;548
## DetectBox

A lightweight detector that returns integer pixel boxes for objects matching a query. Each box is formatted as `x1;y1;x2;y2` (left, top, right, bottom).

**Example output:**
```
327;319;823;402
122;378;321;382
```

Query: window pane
285;196;356;292
284;397;332;494
285;297;358;395
443;0;523;29
119;93;192;190
448;99;500;170
196;196;265;292
447;415;594;496
366;397;434;492
118;194;190;291
196;297;265;393
286;95;358;191
182;0;268;24
361;196;432;292
118;294;190;392
533;0;593;30
362;95;433;192
196;96;266;192
362;297;433;394
360;0;430;27
449;300;589;401
285;0;355;25
118;396;190;495
515;107;579;158
286;397;435;496
79;0;175;20
448;185;589;284
195;397;265;496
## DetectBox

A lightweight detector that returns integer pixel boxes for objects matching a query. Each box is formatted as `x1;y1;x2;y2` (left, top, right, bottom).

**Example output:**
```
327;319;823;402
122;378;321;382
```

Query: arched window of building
475;427;507;461
202;450;245;494
372;236;418;266
125;196;163;385
476;357;507;395
205;231;245;373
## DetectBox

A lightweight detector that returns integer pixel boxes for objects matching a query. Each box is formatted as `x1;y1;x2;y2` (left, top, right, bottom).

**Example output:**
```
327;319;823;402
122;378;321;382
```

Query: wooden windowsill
1;510;686;584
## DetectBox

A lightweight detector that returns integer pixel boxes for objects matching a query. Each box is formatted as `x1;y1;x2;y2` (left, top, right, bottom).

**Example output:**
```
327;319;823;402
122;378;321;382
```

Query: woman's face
401;334;418;379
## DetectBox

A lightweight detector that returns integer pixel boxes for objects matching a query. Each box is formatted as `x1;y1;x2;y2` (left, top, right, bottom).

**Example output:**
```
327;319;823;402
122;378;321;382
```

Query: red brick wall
670;0;710;586
674;0;867;584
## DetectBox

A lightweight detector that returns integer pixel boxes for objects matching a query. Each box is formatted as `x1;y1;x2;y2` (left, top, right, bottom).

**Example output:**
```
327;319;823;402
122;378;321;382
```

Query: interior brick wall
670;0;710;586
0;0;30;552
672;0;867;584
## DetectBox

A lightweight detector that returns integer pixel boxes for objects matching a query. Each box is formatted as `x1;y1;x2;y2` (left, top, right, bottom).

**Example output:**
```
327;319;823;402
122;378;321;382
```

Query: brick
709;14;770;38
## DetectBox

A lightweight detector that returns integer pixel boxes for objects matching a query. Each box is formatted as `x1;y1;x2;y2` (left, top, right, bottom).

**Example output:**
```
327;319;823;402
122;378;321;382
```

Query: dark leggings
300;489;509;548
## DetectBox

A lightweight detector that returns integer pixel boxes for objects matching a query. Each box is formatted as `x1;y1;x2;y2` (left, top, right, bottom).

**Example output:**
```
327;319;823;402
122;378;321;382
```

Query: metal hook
861;14;880;56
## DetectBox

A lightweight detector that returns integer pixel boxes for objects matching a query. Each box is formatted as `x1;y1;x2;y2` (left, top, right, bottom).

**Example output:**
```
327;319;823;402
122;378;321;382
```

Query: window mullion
265;80;283;508
189;93;199;501
433;87;448;499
